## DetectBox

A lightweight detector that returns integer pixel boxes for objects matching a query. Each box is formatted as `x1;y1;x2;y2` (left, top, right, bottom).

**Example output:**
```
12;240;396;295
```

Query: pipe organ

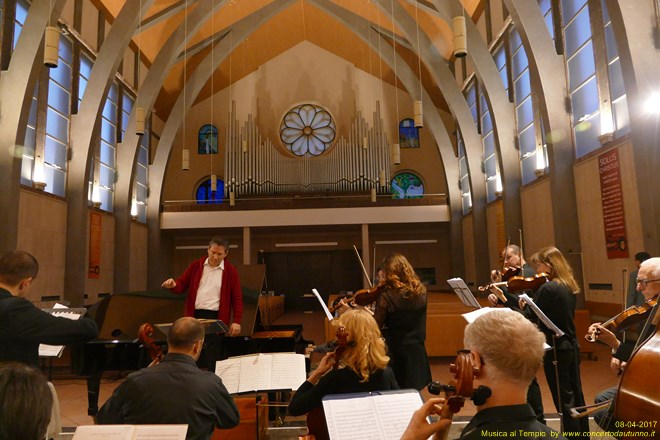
224;101;392;198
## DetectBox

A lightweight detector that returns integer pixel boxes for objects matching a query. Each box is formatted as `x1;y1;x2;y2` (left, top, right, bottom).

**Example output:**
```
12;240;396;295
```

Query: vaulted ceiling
93;0;483;119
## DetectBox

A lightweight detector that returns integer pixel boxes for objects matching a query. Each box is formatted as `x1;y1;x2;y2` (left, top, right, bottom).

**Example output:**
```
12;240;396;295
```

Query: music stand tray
155;319;229;336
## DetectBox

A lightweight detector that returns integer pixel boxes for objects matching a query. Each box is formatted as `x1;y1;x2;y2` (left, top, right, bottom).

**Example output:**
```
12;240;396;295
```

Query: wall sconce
413;100;423;128
182;148;190;170
495;172;503;197
44;26;60;68
390;143;401;165
452;16;467;58
135;107;146;136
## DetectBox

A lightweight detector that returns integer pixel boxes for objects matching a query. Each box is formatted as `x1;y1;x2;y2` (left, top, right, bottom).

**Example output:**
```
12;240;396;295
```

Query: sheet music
133;425;188;440
39;304;85;358
238;354;272;392
519;293;565;338
312;288;334;321
372;392;425;438
72;425;135;439
215;353;306;394
72;425;187;440
323;391;426;440
214;358;241;394
324;395;382;440
270;352;307;390
447;278;481;309
461;306;499;323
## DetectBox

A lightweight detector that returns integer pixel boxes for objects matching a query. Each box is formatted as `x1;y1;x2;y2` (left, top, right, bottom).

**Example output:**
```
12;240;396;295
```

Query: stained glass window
391;172;424;199
280;103;336;156
196;177;224;204
399;118;419;148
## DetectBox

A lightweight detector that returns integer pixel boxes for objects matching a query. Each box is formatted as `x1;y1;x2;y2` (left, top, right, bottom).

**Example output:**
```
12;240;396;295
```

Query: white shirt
194;258;224;311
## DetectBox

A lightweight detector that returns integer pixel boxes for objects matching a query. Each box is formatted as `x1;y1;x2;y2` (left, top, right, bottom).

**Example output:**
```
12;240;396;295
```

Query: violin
585;297;658;342
138;323;165;366
501;266;522;281
328;283;386;314
479;273;551;298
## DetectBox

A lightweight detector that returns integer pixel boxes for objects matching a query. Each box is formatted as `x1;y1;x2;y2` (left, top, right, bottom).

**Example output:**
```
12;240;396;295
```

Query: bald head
168;317;205;352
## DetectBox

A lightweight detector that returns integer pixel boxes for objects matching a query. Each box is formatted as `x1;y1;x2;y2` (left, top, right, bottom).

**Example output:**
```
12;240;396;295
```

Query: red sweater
170;257;243;326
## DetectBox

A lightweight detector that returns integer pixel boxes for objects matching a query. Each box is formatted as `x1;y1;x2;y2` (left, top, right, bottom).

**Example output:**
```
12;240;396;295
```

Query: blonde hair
335;309;390;382
381;253;425;298
464;310;545;386
529;246;580;294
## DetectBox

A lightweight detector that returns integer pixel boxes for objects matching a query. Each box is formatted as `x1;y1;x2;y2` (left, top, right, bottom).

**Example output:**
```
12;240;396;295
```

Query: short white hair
464;310;545;385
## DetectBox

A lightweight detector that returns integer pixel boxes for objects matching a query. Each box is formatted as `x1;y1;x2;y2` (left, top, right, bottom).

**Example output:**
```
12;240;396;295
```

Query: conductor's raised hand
400;397;451;440
162;278;177;289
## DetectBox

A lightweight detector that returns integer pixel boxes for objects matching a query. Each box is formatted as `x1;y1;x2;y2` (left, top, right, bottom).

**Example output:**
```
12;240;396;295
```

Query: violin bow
352;244;373;288
518;229;524;263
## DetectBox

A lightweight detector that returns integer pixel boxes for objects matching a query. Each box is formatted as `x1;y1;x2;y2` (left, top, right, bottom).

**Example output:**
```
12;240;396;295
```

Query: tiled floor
51;310;619;437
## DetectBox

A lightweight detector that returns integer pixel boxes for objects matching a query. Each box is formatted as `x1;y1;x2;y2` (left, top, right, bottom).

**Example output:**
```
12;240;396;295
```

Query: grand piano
76;265;304;416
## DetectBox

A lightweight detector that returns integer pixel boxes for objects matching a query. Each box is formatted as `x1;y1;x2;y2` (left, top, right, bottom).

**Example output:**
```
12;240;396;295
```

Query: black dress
374;287;431;390
288;366;398;416
523;280;589;435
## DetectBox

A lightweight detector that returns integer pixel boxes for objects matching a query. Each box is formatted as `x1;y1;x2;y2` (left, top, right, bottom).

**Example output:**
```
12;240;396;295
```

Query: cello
612;303;660;433
138;322;165;366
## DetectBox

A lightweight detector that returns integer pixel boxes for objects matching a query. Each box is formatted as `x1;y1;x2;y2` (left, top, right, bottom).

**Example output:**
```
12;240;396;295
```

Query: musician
97;317;240;440
0;362;53;440
486;245;545;423
492;246;589;435
288;308;398;416
374;253;431;390
627;251;651;308
162;237;243;368
588;257;660;432
400;310;566;440
0;250;99;367
487;244;535;309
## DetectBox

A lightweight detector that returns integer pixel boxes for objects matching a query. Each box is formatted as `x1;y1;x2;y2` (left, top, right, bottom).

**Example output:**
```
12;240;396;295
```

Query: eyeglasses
636;278;660;288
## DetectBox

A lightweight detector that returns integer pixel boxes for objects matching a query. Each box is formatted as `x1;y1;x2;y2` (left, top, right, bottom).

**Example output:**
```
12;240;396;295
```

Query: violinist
401;310;566;440
288;309;398;417
486;245;545;423
491;246;589;436
97;317;240;440
374;253;432;390
588;257;660;433
487;245;535;309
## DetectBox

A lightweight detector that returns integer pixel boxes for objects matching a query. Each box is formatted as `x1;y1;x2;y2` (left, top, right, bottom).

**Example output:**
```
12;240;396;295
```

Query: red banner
598;148;628;259
88;211;102;278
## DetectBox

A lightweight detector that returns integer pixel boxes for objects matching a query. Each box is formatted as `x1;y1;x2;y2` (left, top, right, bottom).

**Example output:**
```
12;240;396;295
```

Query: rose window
280;104;336;156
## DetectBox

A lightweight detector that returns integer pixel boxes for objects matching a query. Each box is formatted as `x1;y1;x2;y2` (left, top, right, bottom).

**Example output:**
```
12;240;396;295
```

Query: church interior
1;0;658;438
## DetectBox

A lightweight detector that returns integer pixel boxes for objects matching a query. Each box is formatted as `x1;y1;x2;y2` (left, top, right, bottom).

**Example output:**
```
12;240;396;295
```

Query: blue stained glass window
399;118;419;149
391;172;424;199
196;178;225;204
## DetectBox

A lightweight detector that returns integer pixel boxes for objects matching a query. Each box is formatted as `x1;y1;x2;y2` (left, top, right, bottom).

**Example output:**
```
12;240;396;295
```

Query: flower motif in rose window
280;104;336;156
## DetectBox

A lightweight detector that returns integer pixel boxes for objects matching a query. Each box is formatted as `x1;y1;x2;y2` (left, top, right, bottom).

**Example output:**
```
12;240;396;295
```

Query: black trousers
543;340;590;435
194;309;226;371
527;377;545;423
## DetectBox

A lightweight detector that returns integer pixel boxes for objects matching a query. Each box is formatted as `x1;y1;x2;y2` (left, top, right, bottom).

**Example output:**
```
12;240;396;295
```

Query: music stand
155;319;229;336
